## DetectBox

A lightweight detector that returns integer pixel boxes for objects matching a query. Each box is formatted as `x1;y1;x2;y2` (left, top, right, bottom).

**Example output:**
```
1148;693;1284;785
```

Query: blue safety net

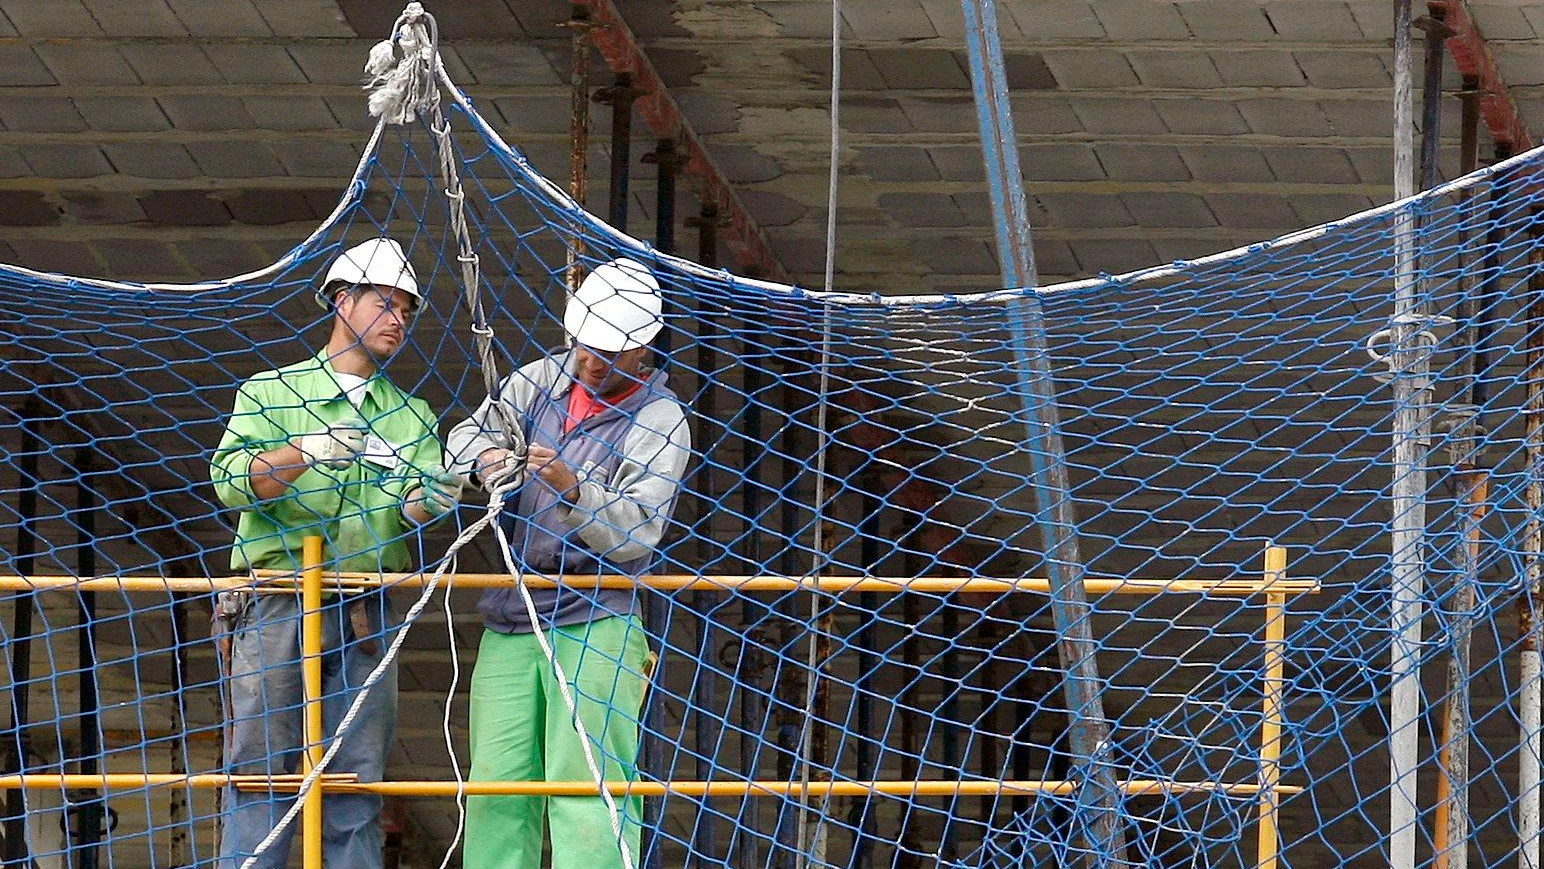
1;25;1544;869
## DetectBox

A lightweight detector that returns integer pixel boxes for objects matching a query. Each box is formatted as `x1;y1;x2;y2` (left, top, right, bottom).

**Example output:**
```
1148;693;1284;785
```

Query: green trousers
465;616;649;869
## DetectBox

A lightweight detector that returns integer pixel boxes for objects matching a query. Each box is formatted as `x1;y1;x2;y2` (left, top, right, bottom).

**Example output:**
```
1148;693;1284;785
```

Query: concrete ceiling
0;0;1535;295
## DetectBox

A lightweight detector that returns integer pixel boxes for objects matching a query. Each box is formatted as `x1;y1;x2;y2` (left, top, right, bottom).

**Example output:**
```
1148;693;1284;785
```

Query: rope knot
363;2;440;125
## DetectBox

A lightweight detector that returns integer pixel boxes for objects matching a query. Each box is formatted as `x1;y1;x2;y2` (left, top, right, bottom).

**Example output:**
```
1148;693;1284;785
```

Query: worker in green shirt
209;237;463;869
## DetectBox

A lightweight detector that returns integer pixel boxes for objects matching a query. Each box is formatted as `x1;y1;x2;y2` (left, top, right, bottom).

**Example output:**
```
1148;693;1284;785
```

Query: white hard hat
316;237;421;309
564;258;664;352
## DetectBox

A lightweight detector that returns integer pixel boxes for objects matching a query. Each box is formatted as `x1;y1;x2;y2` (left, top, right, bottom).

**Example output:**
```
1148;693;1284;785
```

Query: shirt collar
312;348;387;404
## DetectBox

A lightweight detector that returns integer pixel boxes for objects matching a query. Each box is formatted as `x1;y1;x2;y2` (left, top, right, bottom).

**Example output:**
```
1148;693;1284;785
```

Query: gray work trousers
218;592;398;869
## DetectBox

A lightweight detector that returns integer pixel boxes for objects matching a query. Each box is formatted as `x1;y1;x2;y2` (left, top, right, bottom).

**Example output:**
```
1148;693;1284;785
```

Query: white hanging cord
435;553;467;869
797;1;844;865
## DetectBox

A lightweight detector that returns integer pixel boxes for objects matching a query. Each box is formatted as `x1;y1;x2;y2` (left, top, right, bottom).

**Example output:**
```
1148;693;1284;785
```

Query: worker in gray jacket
446;257;690;869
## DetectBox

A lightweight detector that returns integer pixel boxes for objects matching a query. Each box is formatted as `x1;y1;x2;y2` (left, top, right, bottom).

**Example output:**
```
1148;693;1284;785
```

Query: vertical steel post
593;73;642;233
643;139;681;258
565;4;592;298
1434;74;1483;869
4;401;40;867
1388;4;1430;869
75;448;101;869
1522;188;1543;869
957;1;1123;865
690;202;722;868
1416;15;1453;192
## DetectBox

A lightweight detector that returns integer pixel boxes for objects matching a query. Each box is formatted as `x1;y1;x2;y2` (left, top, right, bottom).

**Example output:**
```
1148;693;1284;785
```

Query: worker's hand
293;415;368;469
526;444;580;502
409;465;464;520
475;447;526;493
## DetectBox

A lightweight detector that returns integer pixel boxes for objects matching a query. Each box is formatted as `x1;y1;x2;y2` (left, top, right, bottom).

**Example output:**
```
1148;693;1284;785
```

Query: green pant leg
465;629;547;869
545;616;650;869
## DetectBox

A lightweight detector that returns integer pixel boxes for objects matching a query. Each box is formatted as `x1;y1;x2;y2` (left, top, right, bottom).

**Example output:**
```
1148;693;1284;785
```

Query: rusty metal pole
689;202;722;866
1434;74;1483;869
563;5;593;298
593;73;644;234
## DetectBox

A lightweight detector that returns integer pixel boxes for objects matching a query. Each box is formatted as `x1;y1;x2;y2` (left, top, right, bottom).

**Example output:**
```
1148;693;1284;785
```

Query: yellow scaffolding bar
0;572;1321;596
1258;545;1289;869
301;537;323;869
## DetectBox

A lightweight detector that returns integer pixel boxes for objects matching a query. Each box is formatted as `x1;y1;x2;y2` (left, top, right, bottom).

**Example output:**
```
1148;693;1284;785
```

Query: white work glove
293;415;368;469
475;447;527;494
407;466;464;520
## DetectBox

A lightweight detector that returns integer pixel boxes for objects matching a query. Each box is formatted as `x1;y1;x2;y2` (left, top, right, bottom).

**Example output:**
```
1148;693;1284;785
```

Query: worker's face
573;345;648;396
337;285;416;358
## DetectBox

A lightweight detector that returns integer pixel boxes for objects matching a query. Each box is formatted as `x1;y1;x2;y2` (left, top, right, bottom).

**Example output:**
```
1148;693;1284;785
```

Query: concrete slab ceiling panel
0;191;61;226
1020;143;1105;181
1523;7;1544;37
1492;42;1544;87
1294;51;1391;90
897;97;972;134
758;1;855;40
0;146;29;177
75;96;170;132
97;238;188;280
452;43;563;87
1097;144;1191;182
1205;193;1304;230
1319;99;1393;139
1152;237;1240;265
22;144;114;178
1344;0;1394;39
0;0;103;36
1468;3;1537;40
205;44;309;85
1001;0;1105;40
157;96;257;131
63;191;147;225
912;237;996;275
1237;99;1335;138
287;43;373;87
242;96;339;132
259;0;354;38
36;44;143;86
118;44;223;85
1090;0;1191;40
1071;99;1167;135
491;95;579;134
1030;238;1079;277
177;239;275;277
843;97;912;134
868;49;970;91
1154;100;1250;135
273;141;361;178
1265;2;1365;41
1290;193;1375;226
1006;97;1082;135
854;145;939;182
1040;50;1139;91
1259;148;1358;183
1175;1;1277;40
914;0;972;41
876;192;967;228
708;144;786;184
787;47;888;91
1039;192;1134;229
185;141;286;178
1071;238;1158;275
1126;51;1223;89
1213;51;1308;89
162;0;273;36
1346;148;1395;186
738;190;808;227
103;143;202;178
0;97;87;132
77;0;185;37
10;240;97;274
324;97;376;132
0;9;12;37
0;47;57;87
1121;193;1218;228
839;0;936;41
1179;145;1275;183
224;189;317;225
138;190;234;226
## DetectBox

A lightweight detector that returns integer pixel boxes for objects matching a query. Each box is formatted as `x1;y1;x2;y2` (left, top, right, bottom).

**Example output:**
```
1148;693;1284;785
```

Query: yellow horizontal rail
0;773;1300;798
0;573;1321;597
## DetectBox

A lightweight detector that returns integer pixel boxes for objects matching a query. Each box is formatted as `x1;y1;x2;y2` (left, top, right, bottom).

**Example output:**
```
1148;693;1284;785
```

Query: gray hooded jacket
446;350;691;633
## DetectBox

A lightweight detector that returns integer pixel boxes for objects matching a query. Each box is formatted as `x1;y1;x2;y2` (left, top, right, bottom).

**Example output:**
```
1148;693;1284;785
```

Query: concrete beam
574;0;787;281
1430;0;1533;150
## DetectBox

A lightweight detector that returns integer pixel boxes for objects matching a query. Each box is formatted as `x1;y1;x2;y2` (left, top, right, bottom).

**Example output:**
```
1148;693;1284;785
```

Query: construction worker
210;237;463;869
447;257;691;869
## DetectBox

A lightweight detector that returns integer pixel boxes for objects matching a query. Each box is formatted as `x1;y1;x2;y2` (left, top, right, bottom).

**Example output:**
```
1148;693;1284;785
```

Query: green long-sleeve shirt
210;350;445;574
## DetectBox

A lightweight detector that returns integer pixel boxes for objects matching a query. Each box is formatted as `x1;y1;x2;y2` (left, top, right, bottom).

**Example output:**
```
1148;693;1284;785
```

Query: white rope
434;555;467;869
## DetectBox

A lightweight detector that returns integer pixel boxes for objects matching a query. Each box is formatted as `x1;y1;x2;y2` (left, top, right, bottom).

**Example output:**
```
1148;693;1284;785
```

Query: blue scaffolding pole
957;1;1128;866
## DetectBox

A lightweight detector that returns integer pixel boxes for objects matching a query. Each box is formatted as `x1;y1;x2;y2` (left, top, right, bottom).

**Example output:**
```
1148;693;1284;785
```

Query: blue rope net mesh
0;79;1543;869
